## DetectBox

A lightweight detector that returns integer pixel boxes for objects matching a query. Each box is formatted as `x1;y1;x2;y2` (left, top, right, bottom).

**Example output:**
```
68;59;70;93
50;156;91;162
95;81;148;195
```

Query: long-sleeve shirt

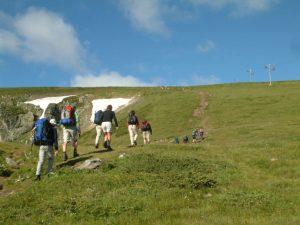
102;110;118;127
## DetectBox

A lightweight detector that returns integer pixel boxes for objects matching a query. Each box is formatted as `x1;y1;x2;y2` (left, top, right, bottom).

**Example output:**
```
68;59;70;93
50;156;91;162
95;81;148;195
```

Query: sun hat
49;119;57;125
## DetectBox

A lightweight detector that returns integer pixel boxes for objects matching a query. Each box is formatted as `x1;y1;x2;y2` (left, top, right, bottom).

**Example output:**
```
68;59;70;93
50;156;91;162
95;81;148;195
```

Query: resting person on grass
33;118;58;181
101;104;119;150
60;103;80;161
127;110;139;147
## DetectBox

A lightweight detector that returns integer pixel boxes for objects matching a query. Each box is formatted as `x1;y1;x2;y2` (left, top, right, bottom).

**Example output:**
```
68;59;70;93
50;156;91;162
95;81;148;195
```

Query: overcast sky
0;0;299;87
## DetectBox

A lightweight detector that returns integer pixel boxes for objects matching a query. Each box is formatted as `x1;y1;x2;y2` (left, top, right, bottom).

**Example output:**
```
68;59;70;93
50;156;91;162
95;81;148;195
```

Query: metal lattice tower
265;64;276;86
247;68;254;82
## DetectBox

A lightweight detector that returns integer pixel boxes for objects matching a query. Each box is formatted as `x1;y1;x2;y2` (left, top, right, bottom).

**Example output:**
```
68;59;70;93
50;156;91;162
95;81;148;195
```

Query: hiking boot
35;175;41;181
63;152;68;161
103;141;108;148
134;141;137;146
95;144;99;149
107;146;113;151
73;149;79;158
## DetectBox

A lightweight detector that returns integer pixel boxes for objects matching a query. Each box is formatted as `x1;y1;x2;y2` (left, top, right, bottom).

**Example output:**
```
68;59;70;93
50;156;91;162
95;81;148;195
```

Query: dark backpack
34;118;54;146
94;110;103;125
141;122;150;131
60;105;75;125
128;113;137;125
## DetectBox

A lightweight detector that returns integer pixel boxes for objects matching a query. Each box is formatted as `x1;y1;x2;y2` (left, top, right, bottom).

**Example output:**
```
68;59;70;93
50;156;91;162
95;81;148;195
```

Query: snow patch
25;95;74;118
91;98;132;122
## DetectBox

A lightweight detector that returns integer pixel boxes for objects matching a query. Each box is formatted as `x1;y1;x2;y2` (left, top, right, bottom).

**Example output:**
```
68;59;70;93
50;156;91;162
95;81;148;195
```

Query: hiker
94;109;103;149
33;118;58;181
141;120;152;144
127;110;139;147
60;103;80;161
101;104;118;150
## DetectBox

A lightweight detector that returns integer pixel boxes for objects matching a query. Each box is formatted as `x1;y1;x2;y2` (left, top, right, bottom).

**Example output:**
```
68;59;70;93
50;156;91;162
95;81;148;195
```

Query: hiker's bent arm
53;129;59;150
113;112;119;127
75;111;81;133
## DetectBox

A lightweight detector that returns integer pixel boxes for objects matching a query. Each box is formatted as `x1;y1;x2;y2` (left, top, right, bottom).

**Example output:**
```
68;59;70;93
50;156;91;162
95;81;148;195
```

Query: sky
0;0;299;87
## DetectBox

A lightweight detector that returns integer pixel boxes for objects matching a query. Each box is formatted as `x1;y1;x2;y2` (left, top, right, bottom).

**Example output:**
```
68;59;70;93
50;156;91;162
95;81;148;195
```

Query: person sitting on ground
192;128;205;143
127;110;139;147
93;109;103;149
141;119;152;144
183;135;189;144
60;103;80;161
33;118;58;181
101;104;118;150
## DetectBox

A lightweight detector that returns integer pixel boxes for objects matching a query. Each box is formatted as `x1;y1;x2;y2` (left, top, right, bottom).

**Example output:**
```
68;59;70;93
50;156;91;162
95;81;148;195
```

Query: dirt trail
192;91;210;129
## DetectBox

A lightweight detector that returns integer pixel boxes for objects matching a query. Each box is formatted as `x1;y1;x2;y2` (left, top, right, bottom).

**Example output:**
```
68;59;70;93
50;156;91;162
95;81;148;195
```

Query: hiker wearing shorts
60;104;80;161
34;119;58;181
141;120;152;144
101;105;118;150
127;110;139;147
93;110;103;149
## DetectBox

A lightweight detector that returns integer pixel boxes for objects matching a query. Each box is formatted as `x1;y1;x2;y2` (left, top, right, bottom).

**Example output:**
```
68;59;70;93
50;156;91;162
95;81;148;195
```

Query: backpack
141;122;150;131
94;110;103;125
34;118;54;146
128;113;137;125
60;105;75;125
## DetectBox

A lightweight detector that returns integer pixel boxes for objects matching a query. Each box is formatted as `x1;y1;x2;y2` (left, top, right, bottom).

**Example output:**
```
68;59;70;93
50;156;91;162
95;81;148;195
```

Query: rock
74;158;102;170
119;153;126;159
5;157;19;169
270;158;278;162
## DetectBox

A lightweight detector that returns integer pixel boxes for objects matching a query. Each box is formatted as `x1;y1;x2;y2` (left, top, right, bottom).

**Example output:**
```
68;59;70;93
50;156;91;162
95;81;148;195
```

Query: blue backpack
94;110;103;125
34;118;54;146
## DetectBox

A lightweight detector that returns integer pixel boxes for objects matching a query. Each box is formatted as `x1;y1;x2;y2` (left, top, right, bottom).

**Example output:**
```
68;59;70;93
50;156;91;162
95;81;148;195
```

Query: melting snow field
25;95;74;118
91;98;132;121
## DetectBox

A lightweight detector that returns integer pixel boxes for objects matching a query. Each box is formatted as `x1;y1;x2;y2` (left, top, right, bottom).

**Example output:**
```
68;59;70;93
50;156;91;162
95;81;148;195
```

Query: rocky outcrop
0;94;94;142
0;97;42;142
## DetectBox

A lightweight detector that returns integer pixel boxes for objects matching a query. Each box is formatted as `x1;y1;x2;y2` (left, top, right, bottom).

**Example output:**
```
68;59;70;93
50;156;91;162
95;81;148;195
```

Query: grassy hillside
0;82;299;225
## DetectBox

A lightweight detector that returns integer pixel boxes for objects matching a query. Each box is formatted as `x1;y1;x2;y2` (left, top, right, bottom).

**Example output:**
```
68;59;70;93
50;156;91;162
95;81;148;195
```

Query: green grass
0;81;299;224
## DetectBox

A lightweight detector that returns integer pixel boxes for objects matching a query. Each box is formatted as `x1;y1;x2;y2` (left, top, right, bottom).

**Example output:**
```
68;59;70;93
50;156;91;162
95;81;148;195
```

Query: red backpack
60;105;75;125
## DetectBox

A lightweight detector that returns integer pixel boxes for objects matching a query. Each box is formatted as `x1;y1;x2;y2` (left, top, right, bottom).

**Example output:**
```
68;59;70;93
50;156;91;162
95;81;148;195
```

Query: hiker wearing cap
101;105;118;150
141;120;152;144
93;109;103;149
33;118;58;181
60;103;80;161
127;110;139;147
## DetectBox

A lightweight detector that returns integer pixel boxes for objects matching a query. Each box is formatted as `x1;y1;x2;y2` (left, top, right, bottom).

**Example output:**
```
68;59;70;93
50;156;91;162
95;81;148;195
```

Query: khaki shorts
101;122;112;133
63;127;78;144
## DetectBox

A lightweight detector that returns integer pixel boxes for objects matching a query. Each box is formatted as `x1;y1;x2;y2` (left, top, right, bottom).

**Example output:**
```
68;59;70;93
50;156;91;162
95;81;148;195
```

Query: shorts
101;122;112;133
63;127;78;144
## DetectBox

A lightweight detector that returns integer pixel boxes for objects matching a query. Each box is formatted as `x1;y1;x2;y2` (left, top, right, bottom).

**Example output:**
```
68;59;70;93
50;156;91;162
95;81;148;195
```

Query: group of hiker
32;103;152;180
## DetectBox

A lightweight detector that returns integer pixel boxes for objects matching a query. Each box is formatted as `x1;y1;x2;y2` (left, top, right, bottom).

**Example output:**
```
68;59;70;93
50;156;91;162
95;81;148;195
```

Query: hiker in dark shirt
127;110;139;147
101;105;118;150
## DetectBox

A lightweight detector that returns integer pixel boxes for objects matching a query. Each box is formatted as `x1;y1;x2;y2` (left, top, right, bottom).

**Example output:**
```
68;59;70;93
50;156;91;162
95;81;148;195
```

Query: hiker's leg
133;125;138;142
36;146;46;176
128;125;134;145
146;131;150;144
142;132;146;144
62;128;69;153
95;125;102;146
46;146;54;174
